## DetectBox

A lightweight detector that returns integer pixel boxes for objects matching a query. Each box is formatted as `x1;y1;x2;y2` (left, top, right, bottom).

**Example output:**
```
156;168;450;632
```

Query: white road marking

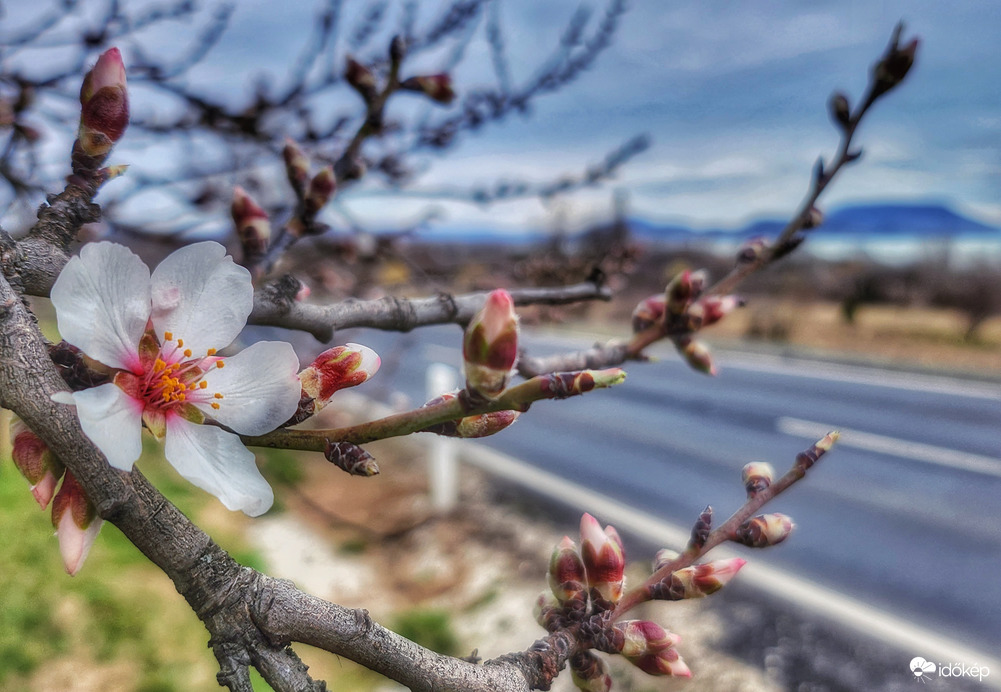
778;416;1001;479
459;443;1001;686
712;349;1000;399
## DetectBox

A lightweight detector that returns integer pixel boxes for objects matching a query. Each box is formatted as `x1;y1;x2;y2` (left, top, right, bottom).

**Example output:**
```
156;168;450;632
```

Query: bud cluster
10;417;102;576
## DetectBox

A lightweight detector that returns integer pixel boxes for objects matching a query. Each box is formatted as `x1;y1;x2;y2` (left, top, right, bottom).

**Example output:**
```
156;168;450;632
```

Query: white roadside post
426;362;460;514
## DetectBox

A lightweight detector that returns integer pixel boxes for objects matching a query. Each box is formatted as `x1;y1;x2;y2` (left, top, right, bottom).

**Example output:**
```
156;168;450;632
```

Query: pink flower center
125;331;226;414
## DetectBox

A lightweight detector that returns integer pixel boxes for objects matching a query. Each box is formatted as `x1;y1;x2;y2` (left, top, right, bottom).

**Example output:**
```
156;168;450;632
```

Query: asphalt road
346;324;1001;680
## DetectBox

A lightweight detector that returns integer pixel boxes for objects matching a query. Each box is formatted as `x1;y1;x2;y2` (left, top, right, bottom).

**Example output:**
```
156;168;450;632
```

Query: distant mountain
629;202;1000;245
406;202;999;250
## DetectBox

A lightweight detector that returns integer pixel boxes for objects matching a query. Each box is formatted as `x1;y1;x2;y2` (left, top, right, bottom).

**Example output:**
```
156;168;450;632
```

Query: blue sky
7;1;1001;236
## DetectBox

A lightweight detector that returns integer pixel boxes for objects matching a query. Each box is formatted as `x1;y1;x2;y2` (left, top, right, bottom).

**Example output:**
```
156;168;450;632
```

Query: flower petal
73;383;144;470
150;241;253;357
163;417;273;516
197;341;300;435
50;242;151;372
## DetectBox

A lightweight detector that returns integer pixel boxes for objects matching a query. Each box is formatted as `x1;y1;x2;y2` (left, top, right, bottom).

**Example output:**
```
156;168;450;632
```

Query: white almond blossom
51;241;300;516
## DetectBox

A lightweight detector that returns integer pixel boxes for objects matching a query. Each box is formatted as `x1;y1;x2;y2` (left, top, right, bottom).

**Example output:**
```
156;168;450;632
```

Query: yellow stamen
164;331;173;341
154;358;166;373
199;381;208;389
214;392;224;399
216;361;225;369
207;348;217;356
183;349;192;357
177;339;184;347
211;402;220;410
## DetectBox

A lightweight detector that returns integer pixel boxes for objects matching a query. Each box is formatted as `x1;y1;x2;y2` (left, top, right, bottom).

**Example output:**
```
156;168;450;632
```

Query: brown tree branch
0;255;570;692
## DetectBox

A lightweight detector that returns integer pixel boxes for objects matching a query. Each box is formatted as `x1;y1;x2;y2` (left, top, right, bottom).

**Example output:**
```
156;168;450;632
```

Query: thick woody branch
0;264;567;692
250;279;613;342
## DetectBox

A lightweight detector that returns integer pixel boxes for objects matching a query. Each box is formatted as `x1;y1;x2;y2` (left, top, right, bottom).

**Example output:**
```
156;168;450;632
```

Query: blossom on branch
50;241;301;516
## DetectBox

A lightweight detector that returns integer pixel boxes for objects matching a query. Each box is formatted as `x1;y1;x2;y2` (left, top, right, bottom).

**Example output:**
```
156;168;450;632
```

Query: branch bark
0;259;567;691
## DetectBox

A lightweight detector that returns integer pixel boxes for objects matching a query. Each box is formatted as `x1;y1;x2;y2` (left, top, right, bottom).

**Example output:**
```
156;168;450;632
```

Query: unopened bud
439;410;521;438
389;35;407;64
654;557;747;600
615;620;682;658
231;185;271;258
795;431;840;471
463;289;519;398
689;294;744;328
737;236;769;264
538;369;626;400
579;513;625;606
676;336;716;376
344;57;377;101
803;206;824;230
687;505;712;551
534;592;562;631
304;165;336;218
741;461;775;497
828;91;851;129
78;47;129;158
629;647;692;678
570;652;613;692
400;74;455;105
664;270;695;315
283;138;311;196
631;294;665;333
872;26;919;98
299;343;381;413
548;536;587;604
652;547;679;573
51;472;103;576
736;513;795;548
324;440;379;476
11;417;65;509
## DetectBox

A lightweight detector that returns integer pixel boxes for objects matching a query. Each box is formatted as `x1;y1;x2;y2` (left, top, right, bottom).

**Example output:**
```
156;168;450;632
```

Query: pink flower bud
11;417;65;509
283;138;311;195
548;536;587;604
452;410;520;438
655;557;746;600
631;294;665;333
615;620;682;658
299;343;380;411
51;472;103;576
676;336;716;376
652;547;679;572
231;186;272;258
736;513;795;548
629;646;692;678
664;270;695;315
400;74;455;104
737;236;769;264
305;166;336;216
795;431;840;471
690;294;744;328
463;290;519;397
741;461;775;497
570;651;613;692
344;57;377;101
78;47;129;157
579;513;625;605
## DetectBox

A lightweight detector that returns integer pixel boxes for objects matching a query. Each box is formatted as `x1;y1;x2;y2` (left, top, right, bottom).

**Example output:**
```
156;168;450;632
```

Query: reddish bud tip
736;513;795;548
579;513;626;605
78;47;129;157
305;166;337;216
299;343;380;411
231;186;271;257
631;294;666;333
400;74;455;105
51;472;102;576
282;138;311;195
741;461;775;497
463;289;519;397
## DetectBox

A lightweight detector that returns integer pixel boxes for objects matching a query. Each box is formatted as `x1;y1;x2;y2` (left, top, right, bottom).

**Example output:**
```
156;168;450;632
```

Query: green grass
0;435;286;690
